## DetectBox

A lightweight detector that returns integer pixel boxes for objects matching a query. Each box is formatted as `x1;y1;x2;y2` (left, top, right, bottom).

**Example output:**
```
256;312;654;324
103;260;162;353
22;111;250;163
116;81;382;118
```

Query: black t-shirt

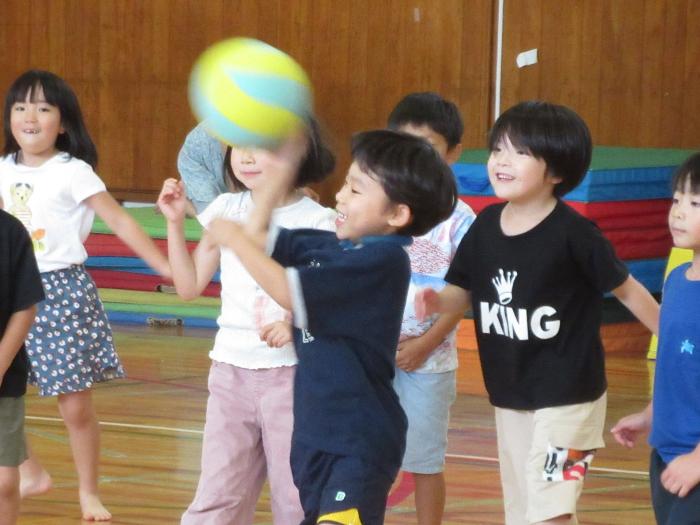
273;228;410;475
0;209;44;397
446;201;628;410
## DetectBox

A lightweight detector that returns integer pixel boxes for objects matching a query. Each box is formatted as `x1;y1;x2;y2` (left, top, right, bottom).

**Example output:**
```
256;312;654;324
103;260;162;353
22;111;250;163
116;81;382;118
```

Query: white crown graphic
492;268;517;305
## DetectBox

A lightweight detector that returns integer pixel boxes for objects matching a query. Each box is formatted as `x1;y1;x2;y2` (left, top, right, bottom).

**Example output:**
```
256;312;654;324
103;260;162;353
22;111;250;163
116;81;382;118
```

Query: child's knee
58;392;96;427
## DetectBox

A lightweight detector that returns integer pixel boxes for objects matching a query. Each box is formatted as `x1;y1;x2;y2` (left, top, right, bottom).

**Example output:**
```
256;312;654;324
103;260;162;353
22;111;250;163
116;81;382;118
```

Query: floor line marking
26;415;649;477
26;415;204;435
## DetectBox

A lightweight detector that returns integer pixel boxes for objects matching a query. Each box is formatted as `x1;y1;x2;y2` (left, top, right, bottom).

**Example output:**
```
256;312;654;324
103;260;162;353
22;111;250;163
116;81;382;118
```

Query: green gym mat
92;206;203;241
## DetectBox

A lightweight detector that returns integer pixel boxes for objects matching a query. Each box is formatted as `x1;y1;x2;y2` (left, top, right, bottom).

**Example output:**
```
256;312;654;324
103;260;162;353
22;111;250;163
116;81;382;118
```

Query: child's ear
445;142;463;164
388;203;412;230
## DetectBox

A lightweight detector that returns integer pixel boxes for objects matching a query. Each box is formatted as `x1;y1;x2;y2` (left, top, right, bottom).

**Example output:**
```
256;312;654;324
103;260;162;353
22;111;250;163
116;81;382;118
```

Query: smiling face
487;134;560;204
669;180;700;252
334;161;408;242
10;85;63;166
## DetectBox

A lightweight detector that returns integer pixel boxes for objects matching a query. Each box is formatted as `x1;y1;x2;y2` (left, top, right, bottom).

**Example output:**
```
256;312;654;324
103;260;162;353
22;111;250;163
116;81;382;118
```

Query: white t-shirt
0;153;106;272
401;200;475;373
198;191;336;369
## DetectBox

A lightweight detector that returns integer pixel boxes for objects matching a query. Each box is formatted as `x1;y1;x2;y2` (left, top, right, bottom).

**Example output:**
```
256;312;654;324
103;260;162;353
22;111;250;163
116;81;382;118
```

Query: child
205;129;458;525
0;69;171;521
611;153;700;525
0;209;44;525
387;92;475;525
157;117;336;525
416;101;660;525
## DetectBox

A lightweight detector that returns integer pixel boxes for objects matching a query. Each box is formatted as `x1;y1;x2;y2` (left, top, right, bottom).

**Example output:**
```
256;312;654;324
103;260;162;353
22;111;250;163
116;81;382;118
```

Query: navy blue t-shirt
272;228;410;476
0;209;44;397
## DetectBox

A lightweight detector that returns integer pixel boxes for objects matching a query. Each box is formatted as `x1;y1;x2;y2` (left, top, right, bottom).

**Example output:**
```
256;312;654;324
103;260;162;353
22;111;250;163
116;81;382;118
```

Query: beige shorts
0;397;27;467
494;392;607;524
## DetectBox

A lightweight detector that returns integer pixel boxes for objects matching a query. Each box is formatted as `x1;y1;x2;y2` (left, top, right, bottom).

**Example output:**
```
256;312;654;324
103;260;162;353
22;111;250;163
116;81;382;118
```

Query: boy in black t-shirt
0;210;44;524
201;130;457;525
416;101;660;525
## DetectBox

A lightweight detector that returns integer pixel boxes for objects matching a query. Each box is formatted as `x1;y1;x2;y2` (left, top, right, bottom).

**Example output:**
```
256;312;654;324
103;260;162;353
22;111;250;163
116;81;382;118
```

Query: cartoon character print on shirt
479;268;561;341
8;182;46;252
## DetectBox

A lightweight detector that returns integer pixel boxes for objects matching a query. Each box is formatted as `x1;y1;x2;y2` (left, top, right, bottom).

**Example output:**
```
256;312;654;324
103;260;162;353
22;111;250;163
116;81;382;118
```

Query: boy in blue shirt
205;130;458;525
612;153;700;525
417;101;660;524
0;209;44;525
388;92;475;525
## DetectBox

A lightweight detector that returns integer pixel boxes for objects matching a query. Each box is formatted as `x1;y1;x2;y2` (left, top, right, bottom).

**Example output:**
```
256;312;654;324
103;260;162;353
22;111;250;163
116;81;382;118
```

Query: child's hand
255;133;310;205
415;288;440;321
610;411;651;448
157;179;188;223
259;321;293;348
661;449;700;497
396;336;432;371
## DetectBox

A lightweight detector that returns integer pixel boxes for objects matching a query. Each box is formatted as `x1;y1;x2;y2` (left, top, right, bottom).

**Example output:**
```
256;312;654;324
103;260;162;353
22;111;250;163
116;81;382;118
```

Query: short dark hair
351;129;457;236
387;92;463;149
224;116;335;191
488;101;592;197
671;152;700;194
3;70;97;168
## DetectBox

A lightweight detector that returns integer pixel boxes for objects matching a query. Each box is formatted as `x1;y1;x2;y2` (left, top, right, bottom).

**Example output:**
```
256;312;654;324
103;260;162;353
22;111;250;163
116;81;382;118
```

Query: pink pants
181;361;303;525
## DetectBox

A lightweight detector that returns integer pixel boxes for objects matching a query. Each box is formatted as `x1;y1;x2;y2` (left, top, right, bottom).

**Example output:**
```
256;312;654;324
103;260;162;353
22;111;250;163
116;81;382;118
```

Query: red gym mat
88;269;221;298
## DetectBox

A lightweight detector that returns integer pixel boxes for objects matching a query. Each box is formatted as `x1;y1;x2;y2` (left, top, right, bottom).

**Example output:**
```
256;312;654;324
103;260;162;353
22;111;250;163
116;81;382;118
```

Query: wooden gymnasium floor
19;322;657;524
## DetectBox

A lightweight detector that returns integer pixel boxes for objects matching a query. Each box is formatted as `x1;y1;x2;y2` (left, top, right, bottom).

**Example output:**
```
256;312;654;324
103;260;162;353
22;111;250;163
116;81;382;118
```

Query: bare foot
19;468;52;498
80;492;112;521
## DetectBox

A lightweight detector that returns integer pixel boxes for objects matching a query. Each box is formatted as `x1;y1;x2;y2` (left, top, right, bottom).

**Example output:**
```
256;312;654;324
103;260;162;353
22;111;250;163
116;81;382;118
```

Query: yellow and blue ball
189;37;312;148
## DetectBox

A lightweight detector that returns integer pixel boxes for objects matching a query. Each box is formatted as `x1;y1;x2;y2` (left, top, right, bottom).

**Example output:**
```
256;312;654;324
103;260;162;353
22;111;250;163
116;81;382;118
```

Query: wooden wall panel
0;0;493;204
500;0;700;149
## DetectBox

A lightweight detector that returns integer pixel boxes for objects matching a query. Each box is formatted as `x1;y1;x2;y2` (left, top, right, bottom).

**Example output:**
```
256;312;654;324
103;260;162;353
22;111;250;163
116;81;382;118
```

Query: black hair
488;100;591;197
671;152;700;195
387;92;463;149
3;69;97;168
224;116;335;191
351;129;457;236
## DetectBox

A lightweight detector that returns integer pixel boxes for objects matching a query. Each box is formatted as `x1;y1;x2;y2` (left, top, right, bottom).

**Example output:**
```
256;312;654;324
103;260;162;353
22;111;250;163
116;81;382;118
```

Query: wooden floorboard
19;324;657;524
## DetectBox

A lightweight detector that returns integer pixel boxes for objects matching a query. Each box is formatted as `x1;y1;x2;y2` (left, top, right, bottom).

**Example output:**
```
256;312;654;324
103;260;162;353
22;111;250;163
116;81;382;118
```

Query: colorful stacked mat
453;146;695;294
85;206;220;328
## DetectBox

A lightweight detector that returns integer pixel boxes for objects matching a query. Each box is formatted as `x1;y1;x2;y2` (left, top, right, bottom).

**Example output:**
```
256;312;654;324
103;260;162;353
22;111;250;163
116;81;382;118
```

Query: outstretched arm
610;401;652;448
87;192;171;279
415;284;471;321
612;275;660;335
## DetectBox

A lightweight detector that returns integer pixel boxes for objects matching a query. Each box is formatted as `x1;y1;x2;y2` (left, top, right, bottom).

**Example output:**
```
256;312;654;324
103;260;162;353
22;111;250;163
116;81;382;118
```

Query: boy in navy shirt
206;130;457;525
0;209;44;525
